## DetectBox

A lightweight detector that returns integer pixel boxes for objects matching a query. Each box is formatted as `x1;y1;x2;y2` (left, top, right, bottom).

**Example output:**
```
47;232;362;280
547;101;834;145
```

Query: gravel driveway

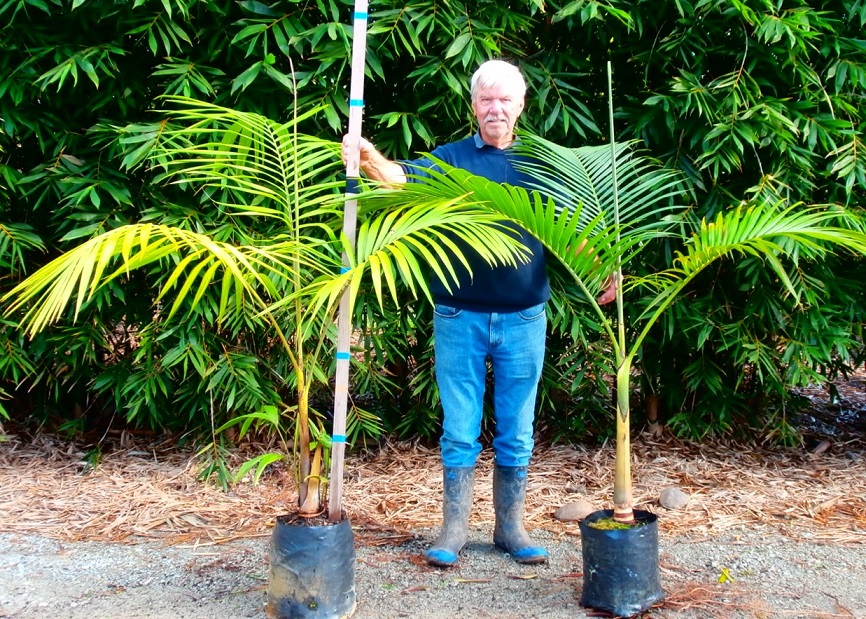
2;524;863;619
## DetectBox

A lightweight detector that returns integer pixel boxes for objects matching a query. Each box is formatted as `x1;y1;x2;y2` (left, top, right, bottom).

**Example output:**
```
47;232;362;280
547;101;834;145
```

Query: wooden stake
328;0;369;523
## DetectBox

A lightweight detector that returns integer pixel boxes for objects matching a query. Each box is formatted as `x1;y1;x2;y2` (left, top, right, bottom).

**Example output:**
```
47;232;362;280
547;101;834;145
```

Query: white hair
470;60;527;102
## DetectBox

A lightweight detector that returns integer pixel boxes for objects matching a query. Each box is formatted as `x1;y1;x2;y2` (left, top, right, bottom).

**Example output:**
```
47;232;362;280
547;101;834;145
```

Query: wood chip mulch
1;428;863;546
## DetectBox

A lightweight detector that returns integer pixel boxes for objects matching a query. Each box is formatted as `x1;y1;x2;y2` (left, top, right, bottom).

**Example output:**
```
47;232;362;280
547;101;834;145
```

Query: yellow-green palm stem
299;443;323;515
613;355;634;524
296;376;312;508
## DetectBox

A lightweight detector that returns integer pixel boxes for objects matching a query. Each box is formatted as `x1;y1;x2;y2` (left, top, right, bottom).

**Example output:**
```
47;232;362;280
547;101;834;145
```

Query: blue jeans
433;303;547;468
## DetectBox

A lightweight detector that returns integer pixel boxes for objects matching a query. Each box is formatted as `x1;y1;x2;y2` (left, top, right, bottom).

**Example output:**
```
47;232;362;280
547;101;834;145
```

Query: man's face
472;83;525;148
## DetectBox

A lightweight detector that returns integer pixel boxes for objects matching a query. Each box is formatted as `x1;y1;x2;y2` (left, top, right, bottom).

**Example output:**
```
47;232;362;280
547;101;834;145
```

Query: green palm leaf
125;96;345;226
2;224;296;337
630;203;866;354
292;189;531;323
513;134;687;232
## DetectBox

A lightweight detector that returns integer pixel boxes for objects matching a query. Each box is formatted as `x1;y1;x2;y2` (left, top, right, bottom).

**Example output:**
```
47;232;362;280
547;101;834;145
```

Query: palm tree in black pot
2;96;530;619
384;84;866;615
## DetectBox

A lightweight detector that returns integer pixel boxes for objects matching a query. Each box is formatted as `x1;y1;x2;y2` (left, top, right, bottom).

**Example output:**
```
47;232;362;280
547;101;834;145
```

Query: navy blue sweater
402;134;550;313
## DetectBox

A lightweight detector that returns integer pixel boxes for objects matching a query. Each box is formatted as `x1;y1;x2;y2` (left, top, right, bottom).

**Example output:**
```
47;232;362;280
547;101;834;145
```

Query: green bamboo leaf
231;62;263;94
444;32;471;59
234;453;284;484
231;23;269;45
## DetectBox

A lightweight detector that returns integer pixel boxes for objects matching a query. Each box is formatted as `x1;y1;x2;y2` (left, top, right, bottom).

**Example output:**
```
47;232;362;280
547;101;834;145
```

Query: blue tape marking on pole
345;177;359;194
336;351;351;360
349;99;364;107
340;266;350;274
332;434;347;443
353;11;368;19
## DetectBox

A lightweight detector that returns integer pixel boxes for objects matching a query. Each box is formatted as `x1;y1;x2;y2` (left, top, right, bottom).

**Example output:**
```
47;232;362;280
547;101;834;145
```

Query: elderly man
343;59;612;568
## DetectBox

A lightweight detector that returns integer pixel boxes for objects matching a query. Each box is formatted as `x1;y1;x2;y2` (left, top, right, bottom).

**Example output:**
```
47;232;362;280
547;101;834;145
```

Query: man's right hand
341;135;375;167
340;135;407;186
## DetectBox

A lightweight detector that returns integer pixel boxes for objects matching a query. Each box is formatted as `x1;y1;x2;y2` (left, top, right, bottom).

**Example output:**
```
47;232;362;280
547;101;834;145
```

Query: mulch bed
1;427;863;546
2;370;865;546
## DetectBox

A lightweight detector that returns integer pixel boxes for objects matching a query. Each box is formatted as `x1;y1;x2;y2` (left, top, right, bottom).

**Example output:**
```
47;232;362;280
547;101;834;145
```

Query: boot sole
424;548;460;568
494;541;549;565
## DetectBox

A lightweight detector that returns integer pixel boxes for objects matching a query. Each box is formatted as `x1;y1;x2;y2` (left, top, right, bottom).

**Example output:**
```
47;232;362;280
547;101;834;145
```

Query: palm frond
0;223;44;274
375;138;690;310
297;188;531;320
512;133;689;234
131;97;344;225
2;224;299;337
392;156;674;306
630;202;866;353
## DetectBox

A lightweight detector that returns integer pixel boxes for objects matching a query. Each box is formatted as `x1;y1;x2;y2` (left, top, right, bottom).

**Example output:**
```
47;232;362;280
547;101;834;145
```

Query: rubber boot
424;466;475;567
493;465;548;564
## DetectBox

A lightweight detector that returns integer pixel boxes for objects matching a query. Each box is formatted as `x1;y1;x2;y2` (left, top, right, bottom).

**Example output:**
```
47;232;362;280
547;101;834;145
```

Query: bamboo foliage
2;0;865;440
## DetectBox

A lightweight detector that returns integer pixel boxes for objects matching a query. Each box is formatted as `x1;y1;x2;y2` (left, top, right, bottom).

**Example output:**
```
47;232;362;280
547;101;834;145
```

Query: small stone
659;487;690;510
564;483;588;495
554;500;596;522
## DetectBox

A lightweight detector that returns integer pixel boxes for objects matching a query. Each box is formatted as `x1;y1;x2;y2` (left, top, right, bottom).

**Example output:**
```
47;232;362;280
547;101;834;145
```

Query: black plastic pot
579;509;665;618
267;513;357;619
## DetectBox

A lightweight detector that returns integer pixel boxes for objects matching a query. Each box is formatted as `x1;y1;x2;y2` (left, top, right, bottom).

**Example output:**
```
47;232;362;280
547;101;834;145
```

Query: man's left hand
597;273;618;305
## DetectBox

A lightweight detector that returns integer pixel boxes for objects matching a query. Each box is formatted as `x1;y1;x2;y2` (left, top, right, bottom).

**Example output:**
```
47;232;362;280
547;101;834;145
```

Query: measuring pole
328;0;369;522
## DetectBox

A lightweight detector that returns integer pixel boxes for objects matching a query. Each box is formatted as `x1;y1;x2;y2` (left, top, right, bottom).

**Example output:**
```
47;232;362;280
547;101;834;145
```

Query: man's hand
341;135;374;168
597;272;618;305
341;135;407;185
575;240;619;305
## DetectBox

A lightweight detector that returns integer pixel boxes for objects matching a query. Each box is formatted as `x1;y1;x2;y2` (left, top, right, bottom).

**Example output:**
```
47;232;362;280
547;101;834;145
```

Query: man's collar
473;132;517;149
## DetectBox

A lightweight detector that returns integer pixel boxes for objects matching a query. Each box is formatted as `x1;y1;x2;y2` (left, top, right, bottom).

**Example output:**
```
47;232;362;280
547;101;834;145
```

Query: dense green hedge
1;0;864;443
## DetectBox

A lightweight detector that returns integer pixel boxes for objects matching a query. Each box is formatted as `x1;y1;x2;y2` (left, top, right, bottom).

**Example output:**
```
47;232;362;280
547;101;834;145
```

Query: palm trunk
606;60;633;525
296;377;312;511
613;359;634;524
299;442;322;515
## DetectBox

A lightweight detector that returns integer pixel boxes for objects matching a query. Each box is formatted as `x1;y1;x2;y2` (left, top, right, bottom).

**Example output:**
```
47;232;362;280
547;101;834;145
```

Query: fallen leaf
507;573;538;580
718;567;735;583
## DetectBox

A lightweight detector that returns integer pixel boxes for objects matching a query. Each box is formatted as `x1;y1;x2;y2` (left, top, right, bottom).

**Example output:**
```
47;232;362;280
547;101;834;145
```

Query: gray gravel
1;524;864;619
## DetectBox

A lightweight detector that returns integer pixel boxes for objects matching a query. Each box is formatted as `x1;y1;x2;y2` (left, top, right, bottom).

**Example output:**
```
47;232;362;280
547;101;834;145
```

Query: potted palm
386;102;866;617
519;145;866;616
508;67;866;614
1;96;528;619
